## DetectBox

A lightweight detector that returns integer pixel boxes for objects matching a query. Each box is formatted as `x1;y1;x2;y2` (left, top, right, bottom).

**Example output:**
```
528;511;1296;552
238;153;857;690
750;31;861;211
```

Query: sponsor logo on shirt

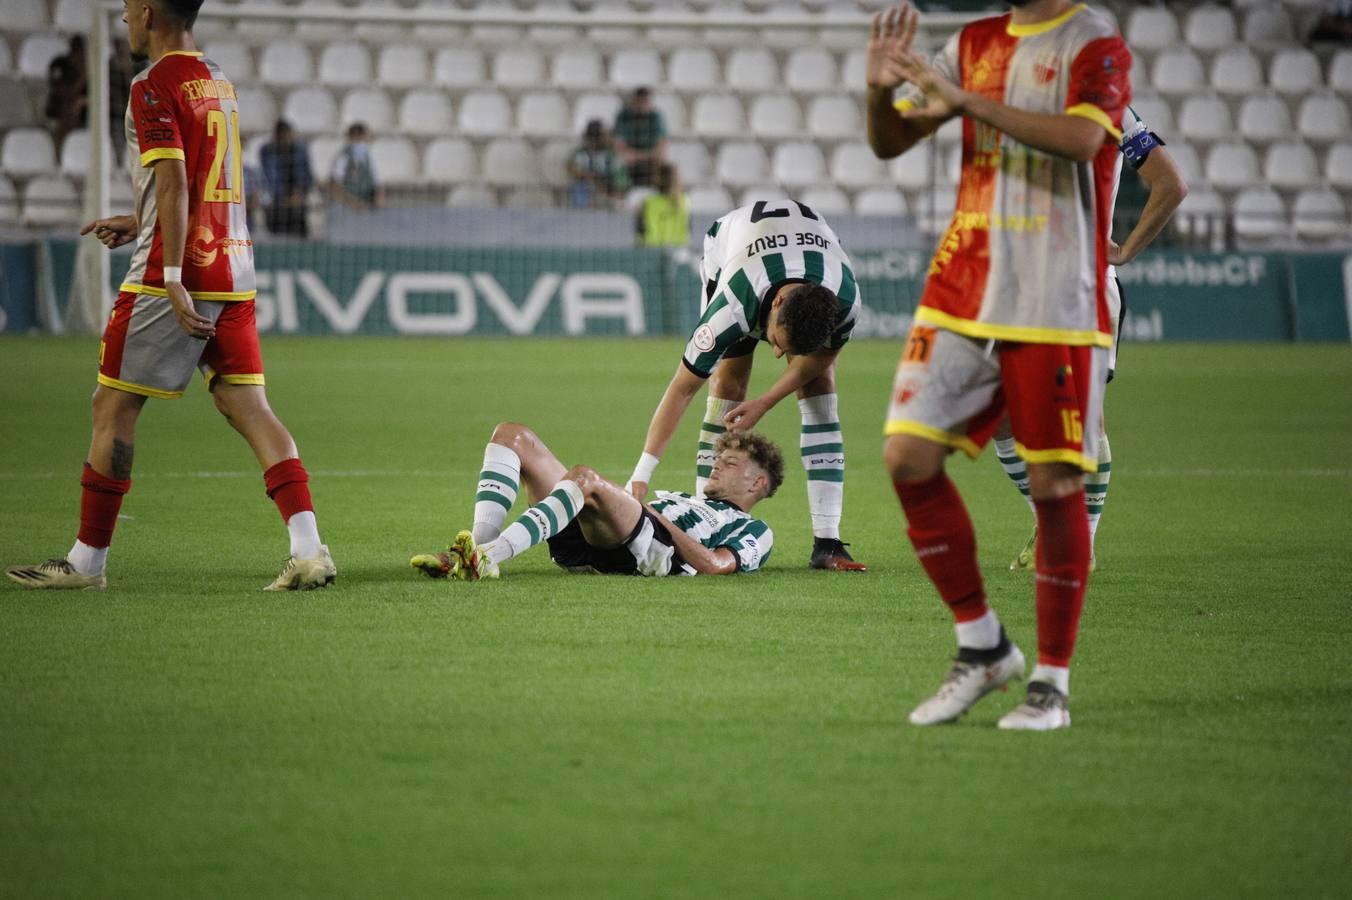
186;225;218;266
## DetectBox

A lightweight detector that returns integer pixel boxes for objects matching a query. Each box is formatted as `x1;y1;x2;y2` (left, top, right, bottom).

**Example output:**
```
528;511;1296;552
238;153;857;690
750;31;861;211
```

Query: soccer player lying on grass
411;423;781;580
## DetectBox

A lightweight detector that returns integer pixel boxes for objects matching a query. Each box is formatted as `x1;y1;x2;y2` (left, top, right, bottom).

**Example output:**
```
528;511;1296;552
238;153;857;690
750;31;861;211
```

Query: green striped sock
484;480;584;566
1084;433;1111;546
993;437;1035;513
472;442;521;544
696;396;736;496
800;394;843;540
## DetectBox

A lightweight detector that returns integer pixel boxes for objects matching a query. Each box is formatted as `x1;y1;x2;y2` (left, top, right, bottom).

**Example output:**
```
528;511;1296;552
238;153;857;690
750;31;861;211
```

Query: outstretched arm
1109;145;1188;265
723;349;838;431
865;3;942;159
648;512;739;575
628;362;707;499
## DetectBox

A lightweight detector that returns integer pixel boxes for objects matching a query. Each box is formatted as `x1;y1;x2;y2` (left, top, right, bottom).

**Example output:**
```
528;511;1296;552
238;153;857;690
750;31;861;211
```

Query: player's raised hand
894;50;966;119
79;214;137;249
866;3;920;89
165;282;215;340
722;397;770;432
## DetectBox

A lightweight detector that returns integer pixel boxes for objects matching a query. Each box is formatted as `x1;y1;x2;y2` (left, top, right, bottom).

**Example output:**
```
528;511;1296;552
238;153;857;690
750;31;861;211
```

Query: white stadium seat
1204;142;1260;192
397;89;453;137
571;92;623;134
1174;184;1226;241
1208;46;1264;98
917;185;957;235
22;175;78;227
771;141;826;188
652;93;687;135
1263;142;1319;191
458;91;513;137
308;137;343;183
516;92;571;138
725;47;780;93
259;40;314;86
492;47;547;89
784;47;838;94
552;47;605;89
687;185;733;216
18;34;68;79
282;87;337;135
830;142;886;190
1232;187;1287;241
377;46;430;89
1128;93;1174;136
423;138;477;183
1330;51;1352;97
1296;94;1351;145
1182;5;1237;53
666;141;712;184
748;94;804;138
889;142;933;189
944;144;962;184
1241;7;1295;46
318;42;373;87
669;48;721;92
293;1;347;41
236;86;278;135
715;141;770;187
433;47;487;89
1178;94;1233;146
1237;94;1293;146
1;127;56;178
691;94;747;138
352;0;408;42
854;186;907;217
447;184;497;209
839;48;866;92
1151;48;1205;98
371;136;419;184
204;42;252;82
0;176;19;223
1125;7;1181;55
1324;143;1352;190
527;25;581;46
609;48;663;87
0;40;11;77
481;139;540;187
9;1;53;31
54;0;93;31
806;94;859;138
540;140;575;187
59;128;111;179
340;87;394;131
1269;49;1322;97
798;186;850;218
1165;141;1204;186
1293;188;1347;240
739;185;787;209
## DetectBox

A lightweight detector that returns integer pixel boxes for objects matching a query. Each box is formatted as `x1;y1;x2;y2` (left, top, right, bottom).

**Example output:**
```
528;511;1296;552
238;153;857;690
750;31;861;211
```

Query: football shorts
885;325;1107;473
98;292;264;399
547;510;694;577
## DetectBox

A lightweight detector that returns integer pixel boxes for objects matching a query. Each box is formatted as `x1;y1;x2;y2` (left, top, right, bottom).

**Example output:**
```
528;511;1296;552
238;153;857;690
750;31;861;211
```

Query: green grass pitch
1;336;1349;898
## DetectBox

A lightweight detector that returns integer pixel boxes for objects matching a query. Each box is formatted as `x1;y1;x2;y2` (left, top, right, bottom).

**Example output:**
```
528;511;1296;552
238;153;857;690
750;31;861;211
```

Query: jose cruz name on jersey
746;231;833;258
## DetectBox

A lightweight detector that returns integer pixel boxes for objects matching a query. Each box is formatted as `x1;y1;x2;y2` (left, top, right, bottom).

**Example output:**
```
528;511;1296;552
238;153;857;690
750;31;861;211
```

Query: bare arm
648;511;739;575
864;4;939;159
866;87;938;159
959;94;1107;163
1110;145;1188;266
628;362;707;499
153;158;214;338
723;349;839;431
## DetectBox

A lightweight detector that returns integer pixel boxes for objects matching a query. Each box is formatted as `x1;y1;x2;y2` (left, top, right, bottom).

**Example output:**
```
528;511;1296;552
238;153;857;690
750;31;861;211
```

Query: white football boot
997;682;1071;731
908;640;1026;725
5;559;107;590
264;545;337;591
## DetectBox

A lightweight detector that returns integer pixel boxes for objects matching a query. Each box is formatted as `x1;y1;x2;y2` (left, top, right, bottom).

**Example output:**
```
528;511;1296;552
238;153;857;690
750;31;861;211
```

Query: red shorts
885;326;1106;472
99;292;264;399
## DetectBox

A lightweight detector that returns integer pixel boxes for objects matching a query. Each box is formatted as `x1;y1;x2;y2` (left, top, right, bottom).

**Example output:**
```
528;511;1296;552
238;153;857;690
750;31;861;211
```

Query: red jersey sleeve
1065;35;1131;141
130;71;185;168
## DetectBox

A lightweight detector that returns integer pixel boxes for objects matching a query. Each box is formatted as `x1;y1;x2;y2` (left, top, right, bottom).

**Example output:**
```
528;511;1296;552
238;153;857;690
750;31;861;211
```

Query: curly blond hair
714;431;784;498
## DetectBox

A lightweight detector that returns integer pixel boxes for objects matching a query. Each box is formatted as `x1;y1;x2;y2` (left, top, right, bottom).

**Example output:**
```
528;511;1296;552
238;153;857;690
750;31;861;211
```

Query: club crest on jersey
142;89;160;106
1033;60;1059;84
693;323;716;352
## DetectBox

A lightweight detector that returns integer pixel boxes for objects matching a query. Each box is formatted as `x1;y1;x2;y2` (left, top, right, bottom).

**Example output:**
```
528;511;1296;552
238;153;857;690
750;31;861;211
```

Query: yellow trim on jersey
1066;103;1123;141
97;374;183;400
883;420;982;460
915;307;1114;348
121;283;257;302
1007;3;1085;37
140;147;186;167
161;51;204;58
1015;442;1096;474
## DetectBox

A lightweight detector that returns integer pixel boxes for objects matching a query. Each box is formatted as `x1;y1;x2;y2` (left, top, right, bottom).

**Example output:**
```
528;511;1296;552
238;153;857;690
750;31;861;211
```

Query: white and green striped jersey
682;198;861;378
648;490;773;573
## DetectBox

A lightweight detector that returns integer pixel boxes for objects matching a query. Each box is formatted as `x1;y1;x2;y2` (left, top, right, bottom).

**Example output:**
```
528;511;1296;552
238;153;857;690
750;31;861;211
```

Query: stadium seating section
1;0;1349;245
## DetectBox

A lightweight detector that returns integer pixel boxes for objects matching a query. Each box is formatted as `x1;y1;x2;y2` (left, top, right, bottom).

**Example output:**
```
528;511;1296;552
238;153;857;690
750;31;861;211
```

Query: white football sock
482;480;584;566
473;442;522;544
67;540;108;577
1084;432;1111;549
286;510;323;559
1031;664;1070;696
954;609;1002;651
994;437;1035;514
799;393;843;540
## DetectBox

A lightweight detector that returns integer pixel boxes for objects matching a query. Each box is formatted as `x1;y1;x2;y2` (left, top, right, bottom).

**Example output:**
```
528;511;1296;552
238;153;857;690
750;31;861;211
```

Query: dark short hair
715;431;785;499
347;122;368;139
158;0;204;28
780;283;839;356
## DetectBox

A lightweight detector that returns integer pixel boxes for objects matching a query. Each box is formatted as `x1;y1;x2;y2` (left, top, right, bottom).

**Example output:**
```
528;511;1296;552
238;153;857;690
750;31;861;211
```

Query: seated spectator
45;35;88;148
568;119;629;210
1310;0;1352;42
329;122;384;210
636;163;690;248
259;120;313;237
613;87;668;188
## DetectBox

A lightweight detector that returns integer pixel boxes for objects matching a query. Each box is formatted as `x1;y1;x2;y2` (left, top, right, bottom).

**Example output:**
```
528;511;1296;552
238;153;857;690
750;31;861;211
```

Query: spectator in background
568;119;629;210
636;163;690;247
1310;0;1352;42
329;122;383;210
613;87;668;188
259;119;312;237
45;35;88;148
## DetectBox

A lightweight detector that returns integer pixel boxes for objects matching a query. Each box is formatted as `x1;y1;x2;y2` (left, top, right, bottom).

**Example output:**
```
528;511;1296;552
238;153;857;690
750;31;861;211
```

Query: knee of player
490;421;533;449
564;464;603;495
882;436;938;483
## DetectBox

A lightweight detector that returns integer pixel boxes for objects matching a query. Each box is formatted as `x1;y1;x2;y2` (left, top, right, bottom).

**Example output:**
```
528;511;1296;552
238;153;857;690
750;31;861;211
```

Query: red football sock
263;458;313;522
78;463;132;548
1033;491;1091;667
893;472;988;622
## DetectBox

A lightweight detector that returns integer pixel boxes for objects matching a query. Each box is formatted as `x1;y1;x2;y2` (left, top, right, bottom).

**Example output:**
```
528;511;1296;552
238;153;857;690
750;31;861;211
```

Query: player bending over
411;424;781;580
5;0;334;592
626;197;866;572
1000;104;1187;571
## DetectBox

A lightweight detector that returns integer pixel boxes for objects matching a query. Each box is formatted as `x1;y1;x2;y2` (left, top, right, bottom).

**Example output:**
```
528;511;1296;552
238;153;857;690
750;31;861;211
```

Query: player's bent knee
1027;463;1083;501
882;435;943;483
490;421;532;448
